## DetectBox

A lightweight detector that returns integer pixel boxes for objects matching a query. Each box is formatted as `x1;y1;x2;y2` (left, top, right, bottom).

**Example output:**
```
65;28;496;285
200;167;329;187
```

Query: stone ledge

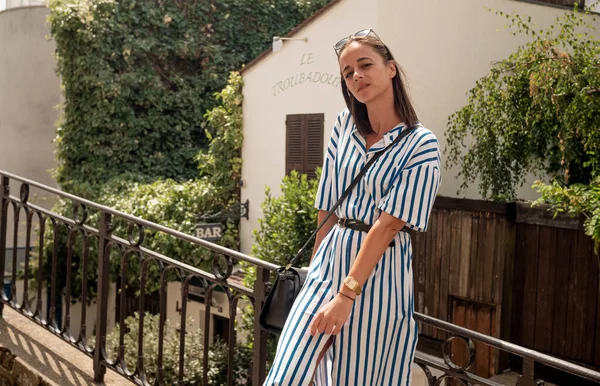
0;346;55;386
0;307;131;385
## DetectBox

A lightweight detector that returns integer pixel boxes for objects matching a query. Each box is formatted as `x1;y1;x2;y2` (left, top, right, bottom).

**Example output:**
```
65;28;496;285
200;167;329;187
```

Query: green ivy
47;0;332;198
197;71;244;203
445;4;600;201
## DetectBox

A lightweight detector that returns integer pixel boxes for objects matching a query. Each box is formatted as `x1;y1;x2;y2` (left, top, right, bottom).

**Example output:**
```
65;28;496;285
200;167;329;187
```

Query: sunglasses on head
333;28;382;57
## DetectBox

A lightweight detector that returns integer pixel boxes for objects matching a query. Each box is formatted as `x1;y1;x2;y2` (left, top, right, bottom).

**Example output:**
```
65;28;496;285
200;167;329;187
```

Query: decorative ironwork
212;253;234;281
127;222;144;247
19;183;29;204
73;202;88;226
442;335;476;371
197;199;249;221
1;170;600;386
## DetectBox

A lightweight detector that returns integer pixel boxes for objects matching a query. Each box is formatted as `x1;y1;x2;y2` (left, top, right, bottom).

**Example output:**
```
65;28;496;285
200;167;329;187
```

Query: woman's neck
366;92;402;136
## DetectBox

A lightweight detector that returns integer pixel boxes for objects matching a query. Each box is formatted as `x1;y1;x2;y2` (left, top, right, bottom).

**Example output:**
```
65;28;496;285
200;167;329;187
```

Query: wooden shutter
286;115;304;175
285;114;324;179
305;114;324;179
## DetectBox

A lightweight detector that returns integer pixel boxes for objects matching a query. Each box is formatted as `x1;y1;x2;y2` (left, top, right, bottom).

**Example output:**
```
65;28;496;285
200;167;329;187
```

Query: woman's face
338;41;396;105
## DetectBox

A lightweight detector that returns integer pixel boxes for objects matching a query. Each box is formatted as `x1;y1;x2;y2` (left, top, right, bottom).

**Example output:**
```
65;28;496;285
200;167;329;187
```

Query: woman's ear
388;60;397;79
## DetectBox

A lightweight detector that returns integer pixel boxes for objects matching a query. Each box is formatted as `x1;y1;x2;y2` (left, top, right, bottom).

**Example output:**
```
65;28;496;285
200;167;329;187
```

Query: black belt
337;218;411;247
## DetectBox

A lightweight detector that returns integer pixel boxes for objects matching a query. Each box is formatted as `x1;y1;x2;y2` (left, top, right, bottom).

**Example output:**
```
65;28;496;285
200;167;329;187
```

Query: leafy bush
534;177;600;253
251;170;320;268
445;5;600;200
39;176;241;301
36;72;244;300
103;313;252;385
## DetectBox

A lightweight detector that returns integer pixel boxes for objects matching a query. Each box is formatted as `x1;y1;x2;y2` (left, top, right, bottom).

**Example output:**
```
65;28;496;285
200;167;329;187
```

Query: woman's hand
309;294;354;336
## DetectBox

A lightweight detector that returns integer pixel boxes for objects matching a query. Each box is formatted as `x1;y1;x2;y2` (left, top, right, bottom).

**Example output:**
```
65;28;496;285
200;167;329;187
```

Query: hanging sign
195;223;224;241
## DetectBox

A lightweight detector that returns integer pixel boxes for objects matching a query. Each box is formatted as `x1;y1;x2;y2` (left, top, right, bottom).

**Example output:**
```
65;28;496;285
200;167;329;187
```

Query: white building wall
240;0;377;254
240;0;600;255
0;6;60;253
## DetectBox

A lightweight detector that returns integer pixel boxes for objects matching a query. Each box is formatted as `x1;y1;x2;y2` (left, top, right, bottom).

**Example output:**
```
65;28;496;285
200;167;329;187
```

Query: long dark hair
338;36;418;136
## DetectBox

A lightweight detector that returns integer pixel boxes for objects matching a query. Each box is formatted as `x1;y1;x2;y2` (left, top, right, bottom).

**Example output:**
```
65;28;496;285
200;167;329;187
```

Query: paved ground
0;307;130;385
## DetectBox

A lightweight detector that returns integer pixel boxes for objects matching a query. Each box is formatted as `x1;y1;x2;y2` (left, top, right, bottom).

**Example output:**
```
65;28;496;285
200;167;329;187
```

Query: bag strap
286;124;418;269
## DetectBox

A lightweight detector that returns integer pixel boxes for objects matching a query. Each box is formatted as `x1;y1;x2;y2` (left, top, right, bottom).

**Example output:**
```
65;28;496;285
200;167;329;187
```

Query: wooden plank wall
511;203;599;367
413;197;600;372
412;197;514;339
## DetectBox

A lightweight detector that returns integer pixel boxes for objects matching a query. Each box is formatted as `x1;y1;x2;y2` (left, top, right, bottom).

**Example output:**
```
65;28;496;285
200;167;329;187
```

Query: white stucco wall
240;0;600;255
240;0;377;254
0;6;60;254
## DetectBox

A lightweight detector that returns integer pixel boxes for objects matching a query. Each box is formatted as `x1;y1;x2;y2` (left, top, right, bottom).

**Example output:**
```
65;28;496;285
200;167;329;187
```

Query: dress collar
351;122;412;153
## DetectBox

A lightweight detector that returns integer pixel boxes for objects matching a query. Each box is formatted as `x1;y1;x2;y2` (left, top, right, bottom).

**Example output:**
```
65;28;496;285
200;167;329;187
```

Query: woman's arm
310;210;339;264
310;211;404;336
337;211;405;299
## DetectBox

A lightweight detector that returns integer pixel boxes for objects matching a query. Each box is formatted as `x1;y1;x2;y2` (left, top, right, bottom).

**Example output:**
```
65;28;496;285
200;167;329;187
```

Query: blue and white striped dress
264;109;442;386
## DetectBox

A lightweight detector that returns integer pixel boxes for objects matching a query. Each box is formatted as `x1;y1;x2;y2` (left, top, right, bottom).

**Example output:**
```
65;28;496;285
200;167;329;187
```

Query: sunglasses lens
355;29;371;38
334;37;348;50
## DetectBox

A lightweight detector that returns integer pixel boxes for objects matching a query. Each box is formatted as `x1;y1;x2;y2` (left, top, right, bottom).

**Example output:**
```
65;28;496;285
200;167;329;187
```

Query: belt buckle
338;218;347;227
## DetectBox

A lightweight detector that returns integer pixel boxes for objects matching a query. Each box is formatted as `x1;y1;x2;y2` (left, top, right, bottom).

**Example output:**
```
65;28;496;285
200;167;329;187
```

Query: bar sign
195;223;224;241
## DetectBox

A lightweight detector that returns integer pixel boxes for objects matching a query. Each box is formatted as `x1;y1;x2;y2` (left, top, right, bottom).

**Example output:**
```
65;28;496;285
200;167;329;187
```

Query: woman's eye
345;72;353;79
362;63;372;69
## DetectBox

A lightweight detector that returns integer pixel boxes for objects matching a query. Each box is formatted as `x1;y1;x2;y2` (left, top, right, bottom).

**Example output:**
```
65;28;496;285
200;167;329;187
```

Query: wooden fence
412;196;600;378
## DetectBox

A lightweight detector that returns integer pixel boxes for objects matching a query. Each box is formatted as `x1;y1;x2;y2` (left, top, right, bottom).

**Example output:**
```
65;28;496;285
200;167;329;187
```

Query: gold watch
343;276;362;296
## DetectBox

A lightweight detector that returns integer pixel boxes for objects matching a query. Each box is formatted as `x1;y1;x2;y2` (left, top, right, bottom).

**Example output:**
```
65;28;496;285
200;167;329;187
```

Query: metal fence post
0;176;9;318
252;267;269;385
93;211;112;382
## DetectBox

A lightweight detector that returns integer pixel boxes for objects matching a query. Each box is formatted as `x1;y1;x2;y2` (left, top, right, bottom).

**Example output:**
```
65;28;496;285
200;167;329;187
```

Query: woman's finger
310;312;323;336
321;319;333;335
330;323;339;335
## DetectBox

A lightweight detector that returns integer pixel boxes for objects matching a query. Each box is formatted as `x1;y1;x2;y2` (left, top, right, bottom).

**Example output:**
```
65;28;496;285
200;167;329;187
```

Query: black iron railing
0;171;275;385
1;170;600;385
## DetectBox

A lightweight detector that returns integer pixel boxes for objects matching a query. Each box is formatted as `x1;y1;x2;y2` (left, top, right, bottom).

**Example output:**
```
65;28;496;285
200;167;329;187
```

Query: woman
264;29;442;386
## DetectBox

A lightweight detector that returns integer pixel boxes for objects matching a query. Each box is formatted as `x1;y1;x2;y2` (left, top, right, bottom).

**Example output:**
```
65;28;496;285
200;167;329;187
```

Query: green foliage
534;178;600;253
197;71;244;202
534;177;600;276
207;337;253;385
251;170;320;268
103;313;252;385
35;71;246;300
48;0;332;198
39;176;241;300
445;4;600;201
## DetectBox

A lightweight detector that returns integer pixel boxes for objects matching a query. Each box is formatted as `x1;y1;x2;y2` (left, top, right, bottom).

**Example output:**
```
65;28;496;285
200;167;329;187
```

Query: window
285;114;324;179
213;315;230;343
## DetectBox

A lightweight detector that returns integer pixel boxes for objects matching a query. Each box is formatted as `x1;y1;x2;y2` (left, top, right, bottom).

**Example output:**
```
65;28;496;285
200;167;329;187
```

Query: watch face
345;276;358;289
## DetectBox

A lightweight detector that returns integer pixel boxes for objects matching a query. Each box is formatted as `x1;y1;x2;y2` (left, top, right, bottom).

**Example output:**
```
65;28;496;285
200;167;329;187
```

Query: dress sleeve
314;111;344;212
377;130;442;232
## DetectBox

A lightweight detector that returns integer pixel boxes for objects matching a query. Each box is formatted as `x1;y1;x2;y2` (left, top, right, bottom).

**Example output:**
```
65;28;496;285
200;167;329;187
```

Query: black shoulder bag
259;125;417;335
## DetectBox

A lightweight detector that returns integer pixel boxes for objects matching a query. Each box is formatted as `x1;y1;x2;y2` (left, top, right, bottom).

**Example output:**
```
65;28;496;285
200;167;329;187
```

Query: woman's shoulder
336;108;352;123
411;124;439;147
333;108;354;135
